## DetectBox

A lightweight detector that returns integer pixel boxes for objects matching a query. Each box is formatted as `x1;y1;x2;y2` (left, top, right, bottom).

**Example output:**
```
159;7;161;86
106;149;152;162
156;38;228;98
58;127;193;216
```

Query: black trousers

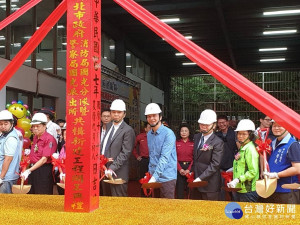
176;161;191;199
138;157;149;197
102;181;128;197
28;163;53;194
261;191;299;204
192;190;220;201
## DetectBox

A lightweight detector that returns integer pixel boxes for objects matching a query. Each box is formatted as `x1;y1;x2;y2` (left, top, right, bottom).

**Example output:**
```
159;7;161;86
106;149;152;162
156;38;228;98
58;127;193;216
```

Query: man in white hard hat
145;103;177;199
21;112;57;194
263;120;300;204
192;109;224;201
101;99;135;197
0;110;22;193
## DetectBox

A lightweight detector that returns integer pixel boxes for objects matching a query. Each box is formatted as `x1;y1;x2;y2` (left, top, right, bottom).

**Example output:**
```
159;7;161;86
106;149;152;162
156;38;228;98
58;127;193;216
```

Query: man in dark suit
192;109;224;201
101;99;135;197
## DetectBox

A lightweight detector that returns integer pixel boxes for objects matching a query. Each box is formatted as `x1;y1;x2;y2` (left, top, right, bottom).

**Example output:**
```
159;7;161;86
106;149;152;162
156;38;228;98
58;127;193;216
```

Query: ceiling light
126;65;132;68
24;36;31;39
175;53;185;56
109;45;115;50
260;58;285;62
182;62;197;66
259;47;287;52
263;9;300;16
57;25;65;29
0;45;5;48
160;18;180;23
43;67;62;71
12;43;21;47
0;36;5;40
62;43;67;45
25;59;43;62
126;53;131;57
0;0;18;3
263;30;297;35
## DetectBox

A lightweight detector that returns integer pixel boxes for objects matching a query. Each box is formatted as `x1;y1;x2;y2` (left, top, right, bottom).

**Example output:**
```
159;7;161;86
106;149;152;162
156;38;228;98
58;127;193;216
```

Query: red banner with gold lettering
65;0;101;212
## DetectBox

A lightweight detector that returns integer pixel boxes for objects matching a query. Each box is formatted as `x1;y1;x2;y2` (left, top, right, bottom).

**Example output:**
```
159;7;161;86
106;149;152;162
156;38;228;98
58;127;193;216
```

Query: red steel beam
0;0;66;89
0;0;42;31
114;0;300;138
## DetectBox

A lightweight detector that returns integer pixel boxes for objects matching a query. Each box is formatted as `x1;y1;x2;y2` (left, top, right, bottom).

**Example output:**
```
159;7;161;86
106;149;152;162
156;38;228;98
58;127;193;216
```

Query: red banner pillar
65;0;101;212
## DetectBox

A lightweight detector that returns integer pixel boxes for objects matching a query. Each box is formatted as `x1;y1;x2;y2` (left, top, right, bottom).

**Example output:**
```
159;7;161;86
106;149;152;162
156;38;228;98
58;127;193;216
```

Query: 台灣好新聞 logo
225;202;243;219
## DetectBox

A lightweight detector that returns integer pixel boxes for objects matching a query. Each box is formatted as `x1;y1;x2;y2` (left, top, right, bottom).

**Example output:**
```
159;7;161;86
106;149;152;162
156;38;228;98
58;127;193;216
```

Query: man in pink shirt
132;123;151;197
21;113;57;194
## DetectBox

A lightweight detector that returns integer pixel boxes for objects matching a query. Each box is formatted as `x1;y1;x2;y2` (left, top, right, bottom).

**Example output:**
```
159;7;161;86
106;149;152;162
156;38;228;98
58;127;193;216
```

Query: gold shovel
57;176;65;189
103;173;126;184
282;183;300;190
256;151;277;198
188;180;208;188
12;178;31;194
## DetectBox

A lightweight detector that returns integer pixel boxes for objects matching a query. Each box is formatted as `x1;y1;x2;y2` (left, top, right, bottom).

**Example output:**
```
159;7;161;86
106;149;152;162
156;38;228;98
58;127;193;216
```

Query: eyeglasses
264;119;272;122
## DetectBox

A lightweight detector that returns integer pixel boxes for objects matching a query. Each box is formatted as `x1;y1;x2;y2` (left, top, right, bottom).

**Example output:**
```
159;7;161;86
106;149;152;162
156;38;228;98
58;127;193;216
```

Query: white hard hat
0;110;13;121
144;103;162;115
235;119;255;131
30;113;47;125
198;109;217;124
110;99;126;111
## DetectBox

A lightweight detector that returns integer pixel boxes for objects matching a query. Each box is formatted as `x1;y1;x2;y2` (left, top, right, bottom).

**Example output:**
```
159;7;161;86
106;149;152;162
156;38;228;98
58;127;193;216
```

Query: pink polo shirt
30;131;57;164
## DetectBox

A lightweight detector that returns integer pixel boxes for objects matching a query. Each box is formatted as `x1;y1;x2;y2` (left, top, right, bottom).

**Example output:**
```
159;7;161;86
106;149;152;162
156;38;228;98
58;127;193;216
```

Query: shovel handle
20;178;24;190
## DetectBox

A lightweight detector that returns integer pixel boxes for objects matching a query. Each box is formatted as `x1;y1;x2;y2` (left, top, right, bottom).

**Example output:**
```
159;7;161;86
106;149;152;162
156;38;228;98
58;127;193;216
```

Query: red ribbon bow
20;155;30;173
185;172;195;183
139;172;153;197
221;171;233;186
255;139;272;155
99;155;109;181
51;156;65;174
255;128;272;172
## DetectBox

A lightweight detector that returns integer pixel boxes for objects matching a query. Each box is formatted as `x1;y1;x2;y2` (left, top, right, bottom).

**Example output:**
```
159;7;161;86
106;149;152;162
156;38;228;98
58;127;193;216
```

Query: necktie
104;126;115;156
198;135;204;150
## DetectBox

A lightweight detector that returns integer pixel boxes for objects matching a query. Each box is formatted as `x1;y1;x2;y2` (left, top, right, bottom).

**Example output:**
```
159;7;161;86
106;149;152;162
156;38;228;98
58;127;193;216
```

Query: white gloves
24;149;31;156
148;176;156;183
52;152;59;159
227;178;239;188
105;169;116;178
59;173;65;181
193;177;201;182
263;172;279;179
0;178;3;185
21;169;31;180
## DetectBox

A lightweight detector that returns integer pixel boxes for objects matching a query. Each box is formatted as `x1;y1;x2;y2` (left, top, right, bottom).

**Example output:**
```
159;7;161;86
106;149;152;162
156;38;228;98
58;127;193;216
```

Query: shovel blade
256;178;277;198
57;182;65;189
281;183;300;190
12;184;31;194
103;178;126;185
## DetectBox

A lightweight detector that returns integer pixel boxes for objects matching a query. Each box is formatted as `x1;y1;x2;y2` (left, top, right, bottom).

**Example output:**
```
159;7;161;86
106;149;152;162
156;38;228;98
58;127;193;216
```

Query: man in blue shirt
0;110;22;193
145;103;177;199
264;120;300;204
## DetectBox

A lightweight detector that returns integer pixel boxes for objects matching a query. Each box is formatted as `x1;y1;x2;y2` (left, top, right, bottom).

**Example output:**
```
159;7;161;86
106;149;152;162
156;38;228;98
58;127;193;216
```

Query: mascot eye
21;108;23;110
14;107;16;110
